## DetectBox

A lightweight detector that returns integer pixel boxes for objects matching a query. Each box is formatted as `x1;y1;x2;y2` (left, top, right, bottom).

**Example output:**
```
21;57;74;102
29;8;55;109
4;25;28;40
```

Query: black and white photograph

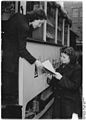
1;1;84;119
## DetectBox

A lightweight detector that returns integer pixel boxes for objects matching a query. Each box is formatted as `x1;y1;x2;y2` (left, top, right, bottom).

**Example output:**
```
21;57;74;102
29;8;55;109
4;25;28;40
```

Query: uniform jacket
2;13;36;73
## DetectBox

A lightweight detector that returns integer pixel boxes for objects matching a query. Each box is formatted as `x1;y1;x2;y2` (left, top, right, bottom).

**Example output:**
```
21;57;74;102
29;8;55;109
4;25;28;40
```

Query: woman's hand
53;72;62;80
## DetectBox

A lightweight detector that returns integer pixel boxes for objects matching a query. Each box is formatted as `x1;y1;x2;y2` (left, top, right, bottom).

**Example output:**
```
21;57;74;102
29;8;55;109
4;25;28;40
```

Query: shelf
33;98;54;119
41;92;53;101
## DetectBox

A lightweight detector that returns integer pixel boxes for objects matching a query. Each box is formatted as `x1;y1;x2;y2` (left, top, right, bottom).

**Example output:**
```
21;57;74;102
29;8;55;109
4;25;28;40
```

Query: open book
42;60;62;79
42;60;56;74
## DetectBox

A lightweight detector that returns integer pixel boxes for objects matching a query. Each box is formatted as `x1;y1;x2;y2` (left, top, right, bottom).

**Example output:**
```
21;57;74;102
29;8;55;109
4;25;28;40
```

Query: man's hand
35;60;43;69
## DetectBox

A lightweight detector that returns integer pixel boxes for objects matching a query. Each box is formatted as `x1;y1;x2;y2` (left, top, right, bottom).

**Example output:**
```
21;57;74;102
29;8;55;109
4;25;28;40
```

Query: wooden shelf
33;98;54;119
41;92;53;101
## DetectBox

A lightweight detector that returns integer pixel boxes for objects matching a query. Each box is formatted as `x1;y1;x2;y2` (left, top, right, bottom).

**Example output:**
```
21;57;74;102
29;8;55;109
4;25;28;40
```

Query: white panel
19;42;60;118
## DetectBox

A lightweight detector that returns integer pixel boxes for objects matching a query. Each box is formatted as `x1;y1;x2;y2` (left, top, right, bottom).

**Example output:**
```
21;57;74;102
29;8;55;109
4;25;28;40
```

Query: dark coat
2;13;36;74
49;63;82;119
2;13;37;103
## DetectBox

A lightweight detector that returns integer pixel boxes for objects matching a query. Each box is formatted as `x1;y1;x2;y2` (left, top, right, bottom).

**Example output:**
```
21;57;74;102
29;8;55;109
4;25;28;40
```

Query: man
2;9;47;104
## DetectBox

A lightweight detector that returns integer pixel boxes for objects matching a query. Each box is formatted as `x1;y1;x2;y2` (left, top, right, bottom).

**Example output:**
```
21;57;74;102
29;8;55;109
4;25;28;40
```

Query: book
42;60;56;74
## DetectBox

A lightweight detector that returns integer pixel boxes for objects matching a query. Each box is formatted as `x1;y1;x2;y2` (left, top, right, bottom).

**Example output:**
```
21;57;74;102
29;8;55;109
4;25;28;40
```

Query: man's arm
17;15;43;68
18;20;36;64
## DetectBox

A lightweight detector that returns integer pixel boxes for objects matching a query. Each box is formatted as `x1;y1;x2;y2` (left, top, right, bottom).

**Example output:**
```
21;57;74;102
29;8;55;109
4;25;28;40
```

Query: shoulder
67;63;81;70
15;13;25;20
14;13;27;26
74;63;81;71
71;64;81;77
12;13;25;20
8;13;24;22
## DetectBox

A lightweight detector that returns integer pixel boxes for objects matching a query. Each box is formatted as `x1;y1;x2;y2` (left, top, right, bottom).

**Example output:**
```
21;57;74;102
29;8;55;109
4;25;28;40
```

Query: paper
42;60;56;74
71;113;78;120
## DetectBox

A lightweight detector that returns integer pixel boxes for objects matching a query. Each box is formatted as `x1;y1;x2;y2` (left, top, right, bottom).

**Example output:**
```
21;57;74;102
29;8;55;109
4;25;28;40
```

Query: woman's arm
58;69;81;90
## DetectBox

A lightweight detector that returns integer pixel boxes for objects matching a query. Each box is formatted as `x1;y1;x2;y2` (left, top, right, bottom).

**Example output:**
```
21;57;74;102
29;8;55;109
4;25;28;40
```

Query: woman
47;47;82;119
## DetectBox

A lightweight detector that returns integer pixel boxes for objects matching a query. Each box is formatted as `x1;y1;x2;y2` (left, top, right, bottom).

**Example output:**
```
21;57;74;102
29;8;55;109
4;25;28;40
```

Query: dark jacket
49;63;82;118
2;13;36;73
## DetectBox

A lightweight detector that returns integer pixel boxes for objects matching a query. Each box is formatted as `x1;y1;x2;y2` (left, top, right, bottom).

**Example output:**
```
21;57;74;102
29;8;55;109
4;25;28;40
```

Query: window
1;1;16;20
64;26;68;45
26;1;44;40
57;17;63;45
72;8;78;17
46;2;56;43
79;9;82;17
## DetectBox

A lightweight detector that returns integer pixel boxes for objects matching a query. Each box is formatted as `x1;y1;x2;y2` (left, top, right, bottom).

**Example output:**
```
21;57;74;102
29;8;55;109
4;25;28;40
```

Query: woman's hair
61;46;77;64
26;8;47;22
